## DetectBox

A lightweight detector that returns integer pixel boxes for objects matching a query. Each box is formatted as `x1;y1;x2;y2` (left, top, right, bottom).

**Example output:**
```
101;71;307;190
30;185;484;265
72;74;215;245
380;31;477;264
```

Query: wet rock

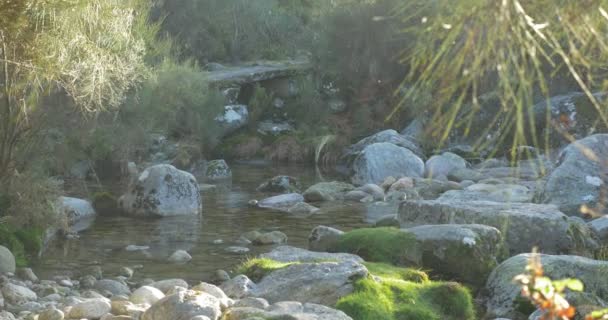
344;190;369;202
0;246;16;274
168;250;192;264
399;200;598;257
256;175;301;194
119;164;201;217
1;283;37;305
215;105;249;137
58;196;96;228
252;231;288;245
220;275;256;299
141;290;221;320
69;298;112;319
303;181;355;202
425;152;468;179
286;202;320;215
308;226;344;252
485;253;608;319
205;160;232;181
257;193;304;211
351;142;425;185
130;286;165;305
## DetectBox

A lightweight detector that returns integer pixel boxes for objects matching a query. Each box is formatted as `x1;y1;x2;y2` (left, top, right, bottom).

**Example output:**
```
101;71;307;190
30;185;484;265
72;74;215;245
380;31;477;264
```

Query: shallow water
34;163;371;283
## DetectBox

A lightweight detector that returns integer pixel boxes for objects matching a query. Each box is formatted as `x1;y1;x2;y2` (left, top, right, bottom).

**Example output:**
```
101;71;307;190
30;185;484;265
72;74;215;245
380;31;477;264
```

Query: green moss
337;275;475;320
235;258;295;282
333;228;416;265
363;262;429;283
0;224;43;267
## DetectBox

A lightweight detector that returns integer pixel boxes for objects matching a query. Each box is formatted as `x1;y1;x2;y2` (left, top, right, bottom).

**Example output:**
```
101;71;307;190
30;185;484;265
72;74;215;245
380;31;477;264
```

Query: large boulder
308;226;345;252
119;164;201;217
1;283;37;305
205;160;232;181
224;301;353;320
343;129;424;161
438;183;533;203
251;259;368;306
0;246;16;274
261;245;363;264
58;196;96;230
399;200;598;257
141;290;221;320
541;134;608;216
215;105;249;137
303;181;355;202
404;224;504;287
485;254;608;319
351;142;425;185
425;152;468;178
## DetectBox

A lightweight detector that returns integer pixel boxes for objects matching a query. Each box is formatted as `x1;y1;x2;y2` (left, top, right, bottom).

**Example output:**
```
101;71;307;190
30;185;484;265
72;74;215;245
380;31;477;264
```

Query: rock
357;184;385;201
38;308;64;320
94;279;131;296
224;301;352;320
119;164;201;217
69;299;112;319
220;275;256;299
141;290;221;320
344;190;369;202
233;297;269;309
256;176;301;194
251;259;368;306
261;246;362;264
1;283;37;305
328;99;347;114
374;215;400;227
485;253;608;319
168;250;192;264
0;246;16;274
380;176;397;191
303;181;355;202
273;97;285;109
130;286;165;305
343;129;424;161
221;87;240;104
204;62;226;71
205;160;232;181
257;121;294;136
257;193;304;211
405;224;504;286
425;152;468;179
351;142;425;185
213;270;230;284
286;202;320;215
149;279;189;294
541;134;608;216
589;216;608;243
399;200;598;257
0;311;15;320
191;282;233;309
119;267;134;279
224;247;250;254
438;183;532;203
388;177;415;192
215;105;249;137
309;226;345;252
252;231;288;245
16;268;38;282
58;196;96;226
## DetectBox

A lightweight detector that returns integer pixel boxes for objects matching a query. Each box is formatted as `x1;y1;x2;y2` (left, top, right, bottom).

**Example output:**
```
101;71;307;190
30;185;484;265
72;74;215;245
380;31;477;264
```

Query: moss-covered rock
332;227;417;265
92;192;119;216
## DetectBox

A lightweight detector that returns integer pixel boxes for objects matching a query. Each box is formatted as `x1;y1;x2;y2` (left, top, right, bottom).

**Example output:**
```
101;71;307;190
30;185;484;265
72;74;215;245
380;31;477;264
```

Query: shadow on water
34;162;370;283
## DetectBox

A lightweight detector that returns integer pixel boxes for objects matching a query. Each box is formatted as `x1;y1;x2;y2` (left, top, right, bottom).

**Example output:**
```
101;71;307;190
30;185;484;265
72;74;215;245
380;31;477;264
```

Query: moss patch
235;258;296;282
333;228;416;265
0;224;43;267
363;262;428;283
337;273;475;320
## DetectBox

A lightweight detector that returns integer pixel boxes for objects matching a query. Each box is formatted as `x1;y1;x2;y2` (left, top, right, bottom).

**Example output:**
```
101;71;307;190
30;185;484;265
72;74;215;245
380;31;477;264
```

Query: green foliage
284;77;328;133
248;84;274;129
0;223;44;267
124;61;225;153
337;272;475;320
235;258;295;282
333;228;416;265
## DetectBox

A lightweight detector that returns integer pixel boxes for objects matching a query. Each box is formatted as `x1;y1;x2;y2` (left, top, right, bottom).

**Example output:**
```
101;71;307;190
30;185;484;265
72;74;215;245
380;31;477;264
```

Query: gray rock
251;259;368;306
541;134;608;216
308;226;344;252
168;250;192;264
38;308;64;320
425;152;468;178
589;216;608;243
256;176;301;194
149;279;189;294
0;311;15;320
252;231;288;245
233;297;269;309
344;190;369;202
374;215;400;227
286;202;320;215
130;286;165;305
404;224;504;286
485;254;608;319
343;129;424;161
119;164;201;217
190;282;233;309
69;298;112;319
357;184;385;201
224;247;250;254
94;279;131;296
215;105;248;137
0;246;16;274
205;160;232;181
261;246;362;264
303;181;355;202
58;196;96;228
224;301;352;320
399;200;597;257
258;193;304;211
257;121;294;136
16;268;38;283
220;275;256;299
352;143;425;185
221;87;240;104
438;183;532;203
141;290;221;320
1;283;37;305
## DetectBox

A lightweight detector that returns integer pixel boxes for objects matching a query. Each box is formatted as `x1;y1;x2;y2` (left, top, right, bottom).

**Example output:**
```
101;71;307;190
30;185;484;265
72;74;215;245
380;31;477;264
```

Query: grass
363;262;428;283
332;227;416;265
235;258;295;282
0;224;44;267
